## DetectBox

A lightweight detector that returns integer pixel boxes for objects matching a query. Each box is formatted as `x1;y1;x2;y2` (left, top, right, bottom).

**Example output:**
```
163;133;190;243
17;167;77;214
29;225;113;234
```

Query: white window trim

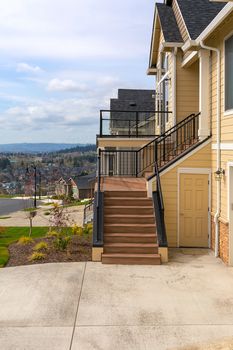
224;30;233;114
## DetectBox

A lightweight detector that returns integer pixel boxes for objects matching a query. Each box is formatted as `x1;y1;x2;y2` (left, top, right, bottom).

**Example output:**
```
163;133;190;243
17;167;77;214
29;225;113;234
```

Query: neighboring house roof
110;89;155;113
156;3;183;43
176;0;227;39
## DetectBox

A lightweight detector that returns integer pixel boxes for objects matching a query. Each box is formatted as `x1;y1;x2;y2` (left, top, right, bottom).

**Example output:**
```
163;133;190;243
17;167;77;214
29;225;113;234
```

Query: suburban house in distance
55;174;95;200
55;177;79;199
93;0;233;266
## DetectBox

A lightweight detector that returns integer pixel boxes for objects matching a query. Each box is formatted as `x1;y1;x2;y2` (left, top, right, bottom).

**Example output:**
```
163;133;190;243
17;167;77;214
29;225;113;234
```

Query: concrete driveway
1;250;233;349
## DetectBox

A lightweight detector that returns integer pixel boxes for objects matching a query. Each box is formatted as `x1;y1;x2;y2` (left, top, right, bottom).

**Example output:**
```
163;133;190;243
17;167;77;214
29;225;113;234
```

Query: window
225;34;233;111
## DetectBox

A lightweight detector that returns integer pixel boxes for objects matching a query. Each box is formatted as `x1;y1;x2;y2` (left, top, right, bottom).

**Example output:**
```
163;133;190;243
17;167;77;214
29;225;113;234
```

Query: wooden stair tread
102;253;160;258
104;243;158;248
105;206;153;209
104;233;155;237
105;197;151;200
105;214;154;218
105;223;156;227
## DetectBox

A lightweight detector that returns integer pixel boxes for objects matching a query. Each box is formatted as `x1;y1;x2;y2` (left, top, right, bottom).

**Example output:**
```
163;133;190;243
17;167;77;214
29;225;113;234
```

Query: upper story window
225;34;233;112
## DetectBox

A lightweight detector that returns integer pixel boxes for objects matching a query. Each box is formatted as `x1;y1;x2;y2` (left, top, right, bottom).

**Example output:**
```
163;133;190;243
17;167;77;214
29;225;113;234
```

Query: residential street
0;199;35;216
1;249;233;349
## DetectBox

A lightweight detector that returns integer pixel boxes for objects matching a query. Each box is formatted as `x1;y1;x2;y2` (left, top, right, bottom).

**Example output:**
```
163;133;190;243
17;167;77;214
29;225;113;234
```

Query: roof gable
176;0;227;39
156;3;183;43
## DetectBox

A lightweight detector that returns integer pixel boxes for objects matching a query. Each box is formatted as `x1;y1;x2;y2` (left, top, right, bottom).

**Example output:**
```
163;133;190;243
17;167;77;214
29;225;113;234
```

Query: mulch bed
6;235;92;267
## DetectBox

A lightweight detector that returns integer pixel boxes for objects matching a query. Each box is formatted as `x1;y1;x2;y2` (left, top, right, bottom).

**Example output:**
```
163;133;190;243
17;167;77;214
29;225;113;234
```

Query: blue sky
0;0;156;144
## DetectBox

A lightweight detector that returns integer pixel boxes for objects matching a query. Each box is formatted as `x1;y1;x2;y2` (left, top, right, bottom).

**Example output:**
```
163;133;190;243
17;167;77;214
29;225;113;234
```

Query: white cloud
47;78;86;92
0;0;154;60
16;62;42;73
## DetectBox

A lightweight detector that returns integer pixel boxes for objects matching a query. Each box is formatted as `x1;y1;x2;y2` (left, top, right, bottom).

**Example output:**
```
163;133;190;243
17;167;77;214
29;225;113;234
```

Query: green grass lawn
0;227;49;267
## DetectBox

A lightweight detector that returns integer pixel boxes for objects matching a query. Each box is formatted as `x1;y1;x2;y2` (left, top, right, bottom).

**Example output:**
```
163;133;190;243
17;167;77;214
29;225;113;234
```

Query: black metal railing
93;149;104;247
99;110;171;138
99;113;200;177
152;163;168;247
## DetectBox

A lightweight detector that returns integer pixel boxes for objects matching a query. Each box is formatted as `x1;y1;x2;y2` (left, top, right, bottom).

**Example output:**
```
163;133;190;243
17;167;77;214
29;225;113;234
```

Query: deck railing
99;110;171;138
99;113;200;177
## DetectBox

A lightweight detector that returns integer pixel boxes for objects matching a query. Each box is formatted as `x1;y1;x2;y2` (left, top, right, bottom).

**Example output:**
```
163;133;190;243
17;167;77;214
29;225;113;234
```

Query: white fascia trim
147;68;157;76
182;40;197;53
210;1;233;3
212;143;233;150
160;138;212;177
197;3;233;43
182;3;233;53
162;42;183;50
181;51;198;67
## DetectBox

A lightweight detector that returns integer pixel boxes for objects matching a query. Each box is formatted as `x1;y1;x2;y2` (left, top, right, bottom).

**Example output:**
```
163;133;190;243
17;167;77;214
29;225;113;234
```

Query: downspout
200;41;221;257
172;47;177;126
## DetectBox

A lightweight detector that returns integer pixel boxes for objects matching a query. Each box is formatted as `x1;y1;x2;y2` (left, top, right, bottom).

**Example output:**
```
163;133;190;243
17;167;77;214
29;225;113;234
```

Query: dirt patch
6;235;92;267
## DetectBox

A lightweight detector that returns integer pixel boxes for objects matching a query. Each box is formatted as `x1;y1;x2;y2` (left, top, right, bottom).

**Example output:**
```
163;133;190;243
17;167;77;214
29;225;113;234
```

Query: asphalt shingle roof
156;3;183;43
176;0;227;39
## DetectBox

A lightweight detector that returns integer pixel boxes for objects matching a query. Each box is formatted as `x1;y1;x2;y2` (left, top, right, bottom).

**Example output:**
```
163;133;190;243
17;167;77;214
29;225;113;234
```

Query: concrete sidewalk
1;250;233;349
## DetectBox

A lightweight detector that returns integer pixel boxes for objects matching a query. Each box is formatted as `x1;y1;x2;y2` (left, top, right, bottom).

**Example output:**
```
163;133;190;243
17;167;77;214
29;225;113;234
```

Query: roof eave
147;67;158;76
162;42;183;52
182;2;233;53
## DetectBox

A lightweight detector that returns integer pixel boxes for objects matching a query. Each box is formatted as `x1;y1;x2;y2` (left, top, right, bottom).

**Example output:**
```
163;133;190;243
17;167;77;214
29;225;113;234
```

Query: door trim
177;168;211;248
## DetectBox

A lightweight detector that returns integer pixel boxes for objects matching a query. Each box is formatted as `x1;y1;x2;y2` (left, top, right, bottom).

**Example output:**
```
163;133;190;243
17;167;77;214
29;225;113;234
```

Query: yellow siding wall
206;15;233;221
176;52;199;122
152;142;211;246
172;0;189;42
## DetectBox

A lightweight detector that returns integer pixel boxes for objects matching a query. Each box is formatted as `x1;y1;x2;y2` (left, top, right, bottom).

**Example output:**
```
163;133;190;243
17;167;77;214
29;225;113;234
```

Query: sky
0;0;156;144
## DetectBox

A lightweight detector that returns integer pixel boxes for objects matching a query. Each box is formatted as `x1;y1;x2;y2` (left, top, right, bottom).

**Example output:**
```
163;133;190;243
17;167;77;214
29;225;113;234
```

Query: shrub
47;230;59;237
54;235;70;251
72;224;83;236
18;236;33;245
44;211;50;216
83;223;93;236
33;241;48;252
29;252;46;261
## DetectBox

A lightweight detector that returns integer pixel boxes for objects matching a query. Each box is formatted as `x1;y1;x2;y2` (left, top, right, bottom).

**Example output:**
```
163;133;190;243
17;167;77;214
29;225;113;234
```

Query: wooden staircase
101;180;161;265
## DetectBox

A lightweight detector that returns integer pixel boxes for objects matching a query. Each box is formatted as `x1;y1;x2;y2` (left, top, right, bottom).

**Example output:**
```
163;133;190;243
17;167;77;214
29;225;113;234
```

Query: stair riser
105;199;152;207
105;217;155;224
104;247;158;254
105;191;147;198
104;236;156;244
105;225;155;234
102;257;161;265
105;207;154;215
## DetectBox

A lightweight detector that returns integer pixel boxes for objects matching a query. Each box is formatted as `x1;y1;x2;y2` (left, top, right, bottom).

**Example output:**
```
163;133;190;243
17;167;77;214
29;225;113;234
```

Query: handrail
156;113;200;143
138;113;196;152
93;148;104;247
155;162;164;210
152;162;168;248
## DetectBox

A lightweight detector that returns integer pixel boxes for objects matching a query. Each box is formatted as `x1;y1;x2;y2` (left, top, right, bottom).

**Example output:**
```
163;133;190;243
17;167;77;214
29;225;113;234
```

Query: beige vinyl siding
211;150;233;222
172;0;189;42
176;51;199;122
155;31;165;135
165;53;174;130
208;15;233;143
206;14;233;222
152;142;211;246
